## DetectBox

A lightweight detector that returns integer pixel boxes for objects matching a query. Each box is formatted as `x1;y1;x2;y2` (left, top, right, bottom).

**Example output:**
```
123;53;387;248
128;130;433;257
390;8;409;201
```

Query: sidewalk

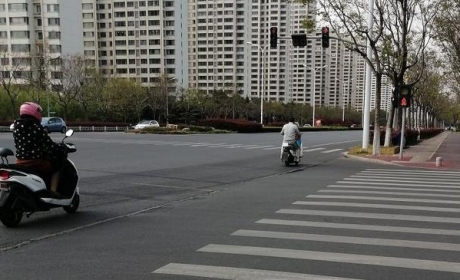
345;131;460;171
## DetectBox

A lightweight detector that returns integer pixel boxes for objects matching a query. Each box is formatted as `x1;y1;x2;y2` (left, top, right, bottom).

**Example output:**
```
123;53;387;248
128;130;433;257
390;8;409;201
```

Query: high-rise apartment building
80;0;188;88
0;0;82;84
187;0;246;95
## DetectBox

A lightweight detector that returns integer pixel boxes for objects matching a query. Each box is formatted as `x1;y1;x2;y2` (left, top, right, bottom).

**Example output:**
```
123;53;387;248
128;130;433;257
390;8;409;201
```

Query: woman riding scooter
12;102;67;197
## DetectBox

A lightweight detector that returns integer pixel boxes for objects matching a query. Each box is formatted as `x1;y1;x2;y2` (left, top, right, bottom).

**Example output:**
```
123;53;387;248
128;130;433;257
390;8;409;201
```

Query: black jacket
13;115;66;162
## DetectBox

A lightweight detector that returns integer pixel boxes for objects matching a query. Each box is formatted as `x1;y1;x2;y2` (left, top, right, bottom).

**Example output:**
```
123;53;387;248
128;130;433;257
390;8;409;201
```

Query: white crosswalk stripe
198;244;460;273
154;168;460;279
153;263;361;280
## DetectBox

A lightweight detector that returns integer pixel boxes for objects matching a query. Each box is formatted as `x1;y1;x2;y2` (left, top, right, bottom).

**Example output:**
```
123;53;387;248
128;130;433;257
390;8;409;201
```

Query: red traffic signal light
398;85;412;108
270;27;278;49
321;26;330;48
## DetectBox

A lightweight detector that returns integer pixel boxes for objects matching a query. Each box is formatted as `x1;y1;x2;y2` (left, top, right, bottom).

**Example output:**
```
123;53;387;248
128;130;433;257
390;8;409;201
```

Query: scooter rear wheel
0;209;23;227
63;193;80;214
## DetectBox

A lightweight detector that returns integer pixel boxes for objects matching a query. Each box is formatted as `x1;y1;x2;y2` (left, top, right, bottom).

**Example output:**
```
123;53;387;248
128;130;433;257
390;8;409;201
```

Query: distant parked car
10;117;67;133
41;117;67;133
303;124;312;127
133;120;160;130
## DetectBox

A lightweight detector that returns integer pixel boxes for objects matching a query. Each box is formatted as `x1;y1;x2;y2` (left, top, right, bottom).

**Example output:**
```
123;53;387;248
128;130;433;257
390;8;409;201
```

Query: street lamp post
302;64;327;126
48;55;61;117
166;77;177;125
247;42;269;125
336;77;355;122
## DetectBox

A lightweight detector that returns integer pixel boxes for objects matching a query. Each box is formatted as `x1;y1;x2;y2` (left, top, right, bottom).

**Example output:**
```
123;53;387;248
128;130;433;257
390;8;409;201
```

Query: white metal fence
0;126;131;132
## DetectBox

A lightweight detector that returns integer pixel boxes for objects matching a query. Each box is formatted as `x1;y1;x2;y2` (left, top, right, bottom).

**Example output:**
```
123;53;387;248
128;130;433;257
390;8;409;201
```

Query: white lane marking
351;174;460;182
238;145;260;148
198;244;460;273
277;209;460;224
264;147;282;150
337;181;460;189
244;145;275;149
223;144;245;148
319;189;460;199
344;177;460;186
365;169;460;175
293;201;460;213
307;194;460;205
303;148;326;152
153;263;361;280
322;149;343;154
360;171;460;178
327;185;460;194
232;229;460;252
172;142;197;146
256;219;460;236
190;143;212;147
132;183;213;192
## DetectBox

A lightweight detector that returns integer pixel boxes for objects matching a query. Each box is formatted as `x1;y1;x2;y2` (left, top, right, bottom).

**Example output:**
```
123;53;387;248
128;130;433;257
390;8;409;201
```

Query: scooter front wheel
0;209;23;227
63;193;80;214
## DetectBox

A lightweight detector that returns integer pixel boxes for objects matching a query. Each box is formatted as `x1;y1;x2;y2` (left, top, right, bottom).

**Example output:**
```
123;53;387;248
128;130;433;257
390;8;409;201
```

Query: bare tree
296;0;439;154
149;73;176;124
52;55;88;120
0;50;29;118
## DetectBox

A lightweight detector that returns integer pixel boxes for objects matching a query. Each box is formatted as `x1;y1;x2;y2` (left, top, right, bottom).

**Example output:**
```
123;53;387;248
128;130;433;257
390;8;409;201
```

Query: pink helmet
19;102;43;122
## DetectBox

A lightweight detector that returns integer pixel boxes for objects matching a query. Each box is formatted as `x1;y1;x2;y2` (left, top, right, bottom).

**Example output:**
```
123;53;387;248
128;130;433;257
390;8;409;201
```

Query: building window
49;44;61;53
48;18;60;26
9;17;28;25
11;44;30;53
48;31;61;39
8;3;28;12
83;13;93;19
10;31;29;39
82;3;93;10
83;22;94;28
47;4;59;12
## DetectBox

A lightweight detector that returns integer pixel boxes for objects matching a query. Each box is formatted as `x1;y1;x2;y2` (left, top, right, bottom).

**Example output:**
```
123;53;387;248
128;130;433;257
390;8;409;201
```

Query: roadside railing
0;126;131;132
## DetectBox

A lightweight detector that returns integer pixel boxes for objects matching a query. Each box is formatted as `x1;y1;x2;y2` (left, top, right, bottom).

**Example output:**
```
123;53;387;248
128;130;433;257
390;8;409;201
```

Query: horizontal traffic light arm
276;36;366;48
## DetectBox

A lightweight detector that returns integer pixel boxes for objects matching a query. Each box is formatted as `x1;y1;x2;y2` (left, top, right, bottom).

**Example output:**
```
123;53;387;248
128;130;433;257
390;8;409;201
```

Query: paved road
2;131;460;279
0;131;358;248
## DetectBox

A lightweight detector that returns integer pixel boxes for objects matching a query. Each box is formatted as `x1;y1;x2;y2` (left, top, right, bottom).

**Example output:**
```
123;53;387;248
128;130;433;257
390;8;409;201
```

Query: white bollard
436;157;443;167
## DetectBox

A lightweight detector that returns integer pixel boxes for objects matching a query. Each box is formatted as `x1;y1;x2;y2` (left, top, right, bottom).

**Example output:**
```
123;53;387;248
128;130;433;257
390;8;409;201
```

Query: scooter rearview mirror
65;129;74;137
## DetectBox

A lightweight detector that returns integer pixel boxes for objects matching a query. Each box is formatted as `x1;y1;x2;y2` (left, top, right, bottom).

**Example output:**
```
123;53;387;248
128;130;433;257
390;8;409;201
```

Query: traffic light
292;34;307;47
392;87;399;108
270;27;278;49
399;85;412;108
321;26;330;48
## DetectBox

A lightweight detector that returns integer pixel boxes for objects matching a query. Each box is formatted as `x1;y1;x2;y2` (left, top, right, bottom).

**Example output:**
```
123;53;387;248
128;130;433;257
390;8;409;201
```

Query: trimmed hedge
370;128;443;146
197;119;263;133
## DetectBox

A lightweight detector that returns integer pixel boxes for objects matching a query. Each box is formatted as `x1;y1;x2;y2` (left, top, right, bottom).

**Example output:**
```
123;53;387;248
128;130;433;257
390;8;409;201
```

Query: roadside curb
343;152;401;166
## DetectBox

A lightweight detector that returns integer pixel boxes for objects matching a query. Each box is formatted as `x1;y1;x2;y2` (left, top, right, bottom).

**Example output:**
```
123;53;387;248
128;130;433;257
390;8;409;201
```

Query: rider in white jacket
280;118;302;159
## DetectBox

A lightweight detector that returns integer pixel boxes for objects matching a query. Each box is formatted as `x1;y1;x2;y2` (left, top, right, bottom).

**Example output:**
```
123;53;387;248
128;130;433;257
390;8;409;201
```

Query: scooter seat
3;164;45;178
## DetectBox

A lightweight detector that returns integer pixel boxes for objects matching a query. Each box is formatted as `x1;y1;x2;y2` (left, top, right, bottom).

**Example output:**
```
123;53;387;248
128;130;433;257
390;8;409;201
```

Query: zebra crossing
73;137;345;154
153;168;460;279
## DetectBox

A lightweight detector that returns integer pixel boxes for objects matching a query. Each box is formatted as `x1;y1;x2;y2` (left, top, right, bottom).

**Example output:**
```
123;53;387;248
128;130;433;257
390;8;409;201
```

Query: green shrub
197;119;263;133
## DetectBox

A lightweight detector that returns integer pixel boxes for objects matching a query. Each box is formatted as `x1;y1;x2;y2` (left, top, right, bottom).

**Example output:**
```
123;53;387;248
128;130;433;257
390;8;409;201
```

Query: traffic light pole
247;42;269;125
399;108;406;159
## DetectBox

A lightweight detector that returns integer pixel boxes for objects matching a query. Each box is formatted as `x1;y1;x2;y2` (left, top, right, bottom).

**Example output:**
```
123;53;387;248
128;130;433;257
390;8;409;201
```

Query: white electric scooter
0;129;79;227
281;135;303;166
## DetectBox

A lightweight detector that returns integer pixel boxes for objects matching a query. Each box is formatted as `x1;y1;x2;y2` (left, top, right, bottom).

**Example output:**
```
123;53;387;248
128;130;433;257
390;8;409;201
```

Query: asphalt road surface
1;131;460;280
